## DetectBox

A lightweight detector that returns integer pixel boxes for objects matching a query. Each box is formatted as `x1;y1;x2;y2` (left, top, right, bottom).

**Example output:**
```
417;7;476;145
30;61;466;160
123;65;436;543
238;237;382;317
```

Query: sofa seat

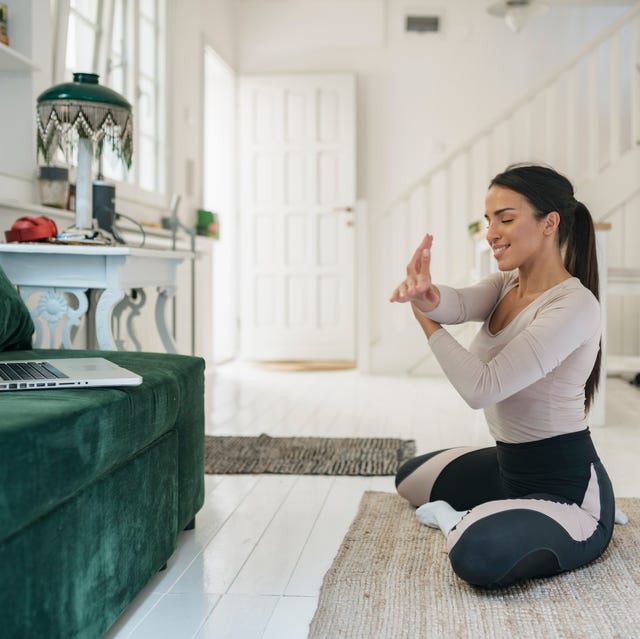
0;349;203;543
0;347;204;638
0;261;205;638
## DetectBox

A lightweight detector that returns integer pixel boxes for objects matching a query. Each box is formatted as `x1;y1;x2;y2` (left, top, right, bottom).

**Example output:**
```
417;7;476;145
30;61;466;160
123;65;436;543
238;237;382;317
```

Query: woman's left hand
389;233;440;312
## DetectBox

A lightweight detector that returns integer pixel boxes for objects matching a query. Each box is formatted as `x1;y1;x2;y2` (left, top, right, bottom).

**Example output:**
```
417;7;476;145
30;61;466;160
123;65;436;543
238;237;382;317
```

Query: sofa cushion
0;429;178;639
0;349;204;541
0;265;34;351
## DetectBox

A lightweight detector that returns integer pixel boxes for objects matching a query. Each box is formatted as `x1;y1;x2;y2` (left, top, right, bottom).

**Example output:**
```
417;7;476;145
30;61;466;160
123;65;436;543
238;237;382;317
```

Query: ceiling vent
405;15;440;33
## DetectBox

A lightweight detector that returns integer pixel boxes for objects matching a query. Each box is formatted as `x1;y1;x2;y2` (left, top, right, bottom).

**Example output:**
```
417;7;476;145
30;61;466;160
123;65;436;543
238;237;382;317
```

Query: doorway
202;45;236;363
238;73;357;362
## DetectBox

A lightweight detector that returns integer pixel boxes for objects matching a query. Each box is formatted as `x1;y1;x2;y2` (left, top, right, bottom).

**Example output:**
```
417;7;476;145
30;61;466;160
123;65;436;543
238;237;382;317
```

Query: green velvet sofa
0;265;205;638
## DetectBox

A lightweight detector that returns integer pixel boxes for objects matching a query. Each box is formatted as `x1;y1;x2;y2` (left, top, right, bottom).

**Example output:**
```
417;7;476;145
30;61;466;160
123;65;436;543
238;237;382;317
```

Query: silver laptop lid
0;357;142;391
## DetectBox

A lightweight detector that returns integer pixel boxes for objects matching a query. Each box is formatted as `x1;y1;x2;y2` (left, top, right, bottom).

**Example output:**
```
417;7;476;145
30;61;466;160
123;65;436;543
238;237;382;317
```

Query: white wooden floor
104;362;640;639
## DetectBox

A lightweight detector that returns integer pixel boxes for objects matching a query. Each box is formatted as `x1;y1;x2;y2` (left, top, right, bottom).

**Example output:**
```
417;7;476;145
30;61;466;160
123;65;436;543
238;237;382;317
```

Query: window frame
52;0;169;215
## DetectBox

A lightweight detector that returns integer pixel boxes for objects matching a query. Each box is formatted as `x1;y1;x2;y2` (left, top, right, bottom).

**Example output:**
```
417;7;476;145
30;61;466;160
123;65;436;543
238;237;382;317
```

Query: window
57;0;166;197
134;0;165;192
65;0;101;75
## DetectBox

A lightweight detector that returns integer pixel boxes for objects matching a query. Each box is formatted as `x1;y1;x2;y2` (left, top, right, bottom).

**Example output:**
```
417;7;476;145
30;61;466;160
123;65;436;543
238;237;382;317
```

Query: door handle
332;206;355;228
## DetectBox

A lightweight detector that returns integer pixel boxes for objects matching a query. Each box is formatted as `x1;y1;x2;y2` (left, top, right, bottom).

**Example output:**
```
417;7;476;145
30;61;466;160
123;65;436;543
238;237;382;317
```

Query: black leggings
395;429;615;588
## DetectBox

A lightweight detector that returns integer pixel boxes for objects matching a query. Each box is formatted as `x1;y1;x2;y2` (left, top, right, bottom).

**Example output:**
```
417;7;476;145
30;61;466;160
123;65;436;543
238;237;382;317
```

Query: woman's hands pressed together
389;233;440;313
390;233;443;338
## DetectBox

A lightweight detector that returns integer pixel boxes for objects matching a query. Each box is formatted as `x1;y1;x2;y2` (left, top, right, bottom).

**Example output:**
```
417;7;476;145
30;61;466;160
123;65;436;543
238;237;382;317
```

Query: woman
390;164;618;588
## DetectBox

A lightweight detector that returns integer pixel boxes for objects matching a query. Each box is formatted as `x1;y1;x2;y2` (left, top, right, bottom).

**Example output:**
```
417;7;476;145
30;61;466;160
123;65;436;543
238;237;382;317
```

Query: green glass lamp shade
36;72;133;168
38;72;132;109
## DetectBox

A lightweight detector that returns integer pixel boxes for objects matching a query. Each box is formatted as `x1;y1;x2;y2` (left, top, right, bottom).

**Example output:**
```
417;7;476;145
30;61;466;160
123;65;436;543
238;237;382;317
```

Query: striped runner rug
204;434;416;476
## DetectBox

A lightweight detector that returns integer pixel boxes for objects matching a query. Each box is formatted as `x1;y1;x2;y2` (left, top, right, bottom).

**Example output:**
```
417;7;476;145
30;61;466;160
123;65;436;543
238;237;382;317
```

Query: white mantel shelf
0;242;193;260
0;199;184;242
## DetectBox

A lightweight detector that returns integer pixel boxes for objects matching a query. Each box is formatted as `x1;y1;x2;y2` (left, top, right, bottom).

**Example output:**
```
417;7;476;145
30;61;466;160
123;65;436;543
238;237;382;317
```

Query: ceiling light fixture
487;0;550;33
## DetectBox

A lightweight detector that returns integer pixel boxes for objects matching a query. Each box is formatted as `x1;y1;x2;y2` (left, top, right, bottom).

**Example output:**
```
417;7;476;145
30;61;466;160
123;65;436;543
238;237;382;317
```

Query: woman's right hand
389;233;440;313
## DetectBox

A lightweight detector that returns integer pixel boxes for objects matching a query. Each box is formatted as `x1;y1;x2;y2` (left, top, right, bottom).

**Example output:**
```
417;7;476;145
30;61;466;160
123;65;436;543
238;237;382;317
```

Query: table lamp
36;72;133;239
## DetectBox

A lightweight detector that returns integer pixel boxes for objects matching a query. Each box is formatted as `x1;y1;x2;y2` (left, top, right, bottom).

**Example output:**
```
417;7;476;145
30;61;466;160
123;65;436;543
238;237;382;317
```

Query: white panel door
239;74;356;361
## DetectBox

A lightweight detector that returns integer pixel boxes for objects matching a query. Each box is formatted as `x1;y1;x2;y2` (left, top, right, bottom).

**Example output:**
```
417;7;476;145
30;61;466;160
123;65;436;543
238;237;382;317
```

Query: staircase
369;3;640;375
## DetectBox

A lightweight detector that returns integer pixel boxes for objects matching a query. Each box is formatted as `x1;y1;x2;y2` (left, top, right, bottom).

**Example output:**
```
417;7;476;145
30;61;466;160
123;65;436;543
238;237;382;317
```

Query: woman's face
484;185;549;272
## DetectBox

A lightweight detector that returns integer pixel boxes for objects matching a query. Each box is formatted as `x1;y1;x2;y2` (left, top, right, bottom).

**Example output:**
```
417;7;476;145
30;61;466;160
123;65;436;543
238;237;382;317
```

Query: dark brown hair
489;164;600;413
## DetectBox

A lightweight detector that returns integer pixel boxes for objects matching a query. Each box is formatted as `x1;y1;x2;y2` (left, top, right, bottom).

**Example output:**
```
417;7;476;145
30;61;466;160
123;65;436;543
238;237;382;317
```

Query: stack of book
0;4;8;47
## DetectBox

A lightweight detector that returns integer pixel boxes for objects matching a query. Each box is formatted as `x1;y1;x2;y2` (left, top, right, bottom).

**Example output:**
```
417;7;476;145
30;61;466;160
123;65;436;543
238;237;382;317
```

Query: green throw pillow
0;265;34;351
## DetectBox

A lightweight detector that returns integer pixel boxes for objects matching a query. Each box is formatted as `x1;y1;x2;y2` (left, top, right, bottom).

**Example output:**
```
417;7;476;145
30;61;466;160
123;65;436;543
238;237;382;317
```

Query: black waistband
496;429;599;476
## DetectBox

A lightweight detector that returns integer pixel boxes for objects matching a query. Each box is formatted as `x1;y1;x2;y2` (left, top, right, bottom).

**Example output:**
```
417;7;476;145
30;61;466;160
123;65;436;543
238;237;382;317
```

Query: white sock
416;500;467;537
615;508;629;525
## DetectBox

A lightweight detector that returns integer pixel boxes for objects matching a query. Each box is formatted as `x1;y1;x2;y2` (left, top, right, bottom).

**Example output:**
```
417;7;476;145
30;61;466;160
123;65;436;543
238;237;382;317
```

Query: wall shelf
0;41;38;71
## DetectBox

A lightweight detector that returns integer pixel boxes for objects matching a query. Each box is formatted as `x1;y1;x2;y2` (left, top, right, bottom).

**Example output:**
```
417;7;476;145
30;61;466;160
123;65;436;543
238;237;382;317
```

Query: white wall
2;1;637;362
232;0;639;368
165;0;236;357
0;0;236;358
234;0;630;218
167;0;235;227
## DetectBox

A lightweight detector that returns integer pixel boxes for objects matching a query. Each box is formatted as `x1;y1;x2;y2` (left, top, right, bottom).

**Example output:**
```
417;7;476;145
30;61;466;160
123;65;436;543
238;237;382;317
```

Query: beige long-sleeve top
425;271;600;444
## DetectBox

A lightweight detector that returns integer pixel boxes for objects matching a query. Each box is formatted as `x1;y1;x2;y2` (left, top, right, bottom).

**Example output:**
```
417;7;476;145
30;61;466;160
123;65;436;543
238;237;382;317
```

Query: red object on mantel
4;216;58;243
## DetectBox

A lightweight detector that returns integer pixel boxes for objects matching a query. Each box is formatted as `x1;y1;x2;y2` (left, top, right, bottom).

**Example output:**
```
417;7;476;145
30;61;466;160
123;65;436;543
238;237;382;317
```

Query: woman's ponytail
564;201;600;413
564;202;599;301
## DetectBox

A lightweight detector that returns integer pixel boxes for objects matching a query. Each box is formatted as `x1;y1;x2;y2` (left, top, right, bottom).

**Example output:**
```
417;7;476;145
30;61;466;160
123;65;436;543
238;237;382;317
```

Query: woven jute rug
309;492;640;639
204;434;416;475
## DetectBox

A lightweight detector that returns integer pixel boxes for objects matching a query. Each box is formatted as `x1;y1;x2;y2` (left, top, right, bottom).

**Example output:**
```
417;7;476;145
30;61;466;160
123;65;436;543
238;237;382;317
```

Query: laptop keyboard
0;361;68;381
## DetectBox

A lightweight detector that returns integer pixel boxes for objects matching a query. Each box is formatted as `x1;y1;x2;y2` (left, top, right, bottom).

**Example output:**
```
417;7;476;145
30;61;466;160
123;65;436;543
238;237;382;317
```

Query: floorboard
105;362;640;639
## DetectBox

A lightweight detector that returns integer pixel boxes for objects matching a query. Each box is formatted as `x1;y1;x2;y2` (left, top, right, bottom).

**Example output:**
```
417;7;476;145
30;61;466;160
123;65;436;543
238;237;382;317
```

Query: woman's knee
395;450;445;488
396;446;495;509
447;509;564;587
395;450;448;506
449;536;561;587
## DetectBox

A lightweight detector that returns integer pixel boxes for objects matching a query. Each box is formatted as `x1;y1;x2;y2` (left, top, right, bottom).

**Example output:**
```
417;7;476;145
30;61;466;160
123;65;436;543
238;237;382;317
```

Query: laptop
0;357;142;391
